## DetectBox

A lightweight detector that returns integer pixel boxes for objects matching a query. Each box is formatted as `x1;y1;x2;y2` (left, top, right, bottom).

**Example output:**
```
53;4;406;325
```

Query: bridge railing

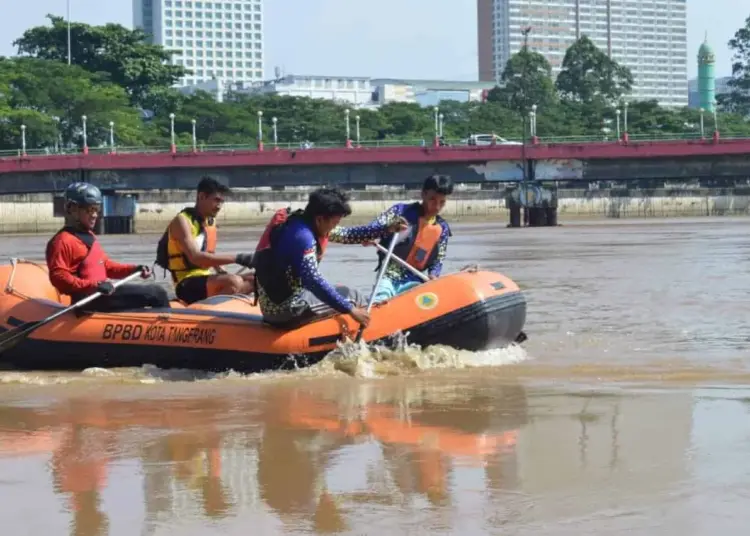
2;130;749;159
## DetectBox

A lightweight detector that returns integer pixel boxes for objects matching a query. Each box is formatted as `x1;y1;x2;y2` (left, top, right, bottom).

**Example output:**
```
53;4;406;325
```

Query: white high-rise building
477;0;688;107
133;0;264;87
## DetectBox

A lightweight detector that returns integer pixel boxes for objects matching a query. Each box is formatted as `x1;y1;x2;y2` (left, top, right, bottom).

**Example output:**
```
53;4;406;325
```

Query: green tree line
3;15;750;152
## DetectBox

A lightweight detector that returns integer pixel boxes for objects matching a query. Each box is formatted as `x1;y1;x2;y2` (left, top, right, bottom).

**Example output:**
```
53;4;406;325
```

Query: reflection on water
2;380;750;534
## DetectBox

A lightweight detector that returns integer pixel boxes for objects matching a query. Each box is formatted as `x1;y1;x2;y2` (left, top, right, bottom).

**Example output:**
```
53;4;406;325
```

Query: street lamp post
439;113;444;139
355;114;361;147
345;109;352;148
699;108;705;139
20;125;26;157
615;109;621;140
622;101;629;143
530;104;538;143
109;121;115;153
81;115;88;155
257;110;264;151
191;119;197;152
67;0;72;65
433;106;439;147
712;100;719;142
272;117;278;150
169;113;176;153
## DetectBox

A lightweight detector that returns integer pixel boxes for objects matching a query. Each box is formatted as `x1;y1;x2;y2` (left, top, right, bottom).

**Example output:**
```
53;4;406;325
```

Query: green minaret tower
697;33;716;112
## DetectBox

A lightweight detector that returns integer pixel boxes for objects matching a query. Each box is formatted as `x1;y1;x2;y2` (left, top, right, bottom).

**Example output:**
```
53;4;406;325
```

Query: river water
1;217;749;535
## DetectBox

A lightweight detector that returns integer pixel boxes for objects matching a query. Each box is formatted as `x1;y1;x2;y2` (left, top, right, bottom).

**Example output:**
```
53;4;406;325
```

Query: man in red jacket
46;182;170;312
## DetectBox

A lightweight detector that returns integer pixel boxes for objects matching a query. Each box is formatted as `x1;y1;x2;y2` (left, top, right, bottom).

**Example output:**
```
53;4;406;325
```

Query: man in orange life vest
253;188;407;328
156;177;255;304
359;174;453;303
46;182;171;311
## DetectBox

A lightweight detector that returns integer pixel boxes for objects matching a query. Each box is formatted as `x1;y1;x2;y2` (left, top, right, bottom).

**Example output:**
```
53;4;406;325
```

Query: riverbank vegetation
3;15;750;152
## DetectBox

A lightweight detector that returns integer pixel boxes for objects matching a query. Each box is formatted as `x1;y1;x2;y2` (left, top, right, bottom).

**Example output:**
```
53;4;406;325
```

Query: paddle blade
0;321;41;352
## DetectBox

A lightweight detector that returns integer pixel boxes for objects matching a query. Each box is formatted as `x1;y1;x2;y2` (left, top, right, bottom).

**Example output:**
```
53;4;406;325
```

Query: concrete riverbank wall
0;187;749;234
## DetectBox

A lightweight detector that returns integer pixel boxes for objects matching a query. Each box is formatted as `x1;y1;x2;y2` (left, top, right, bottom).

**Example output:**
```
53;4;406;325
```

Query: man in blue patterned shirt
253;188;407;329
333;175;454;303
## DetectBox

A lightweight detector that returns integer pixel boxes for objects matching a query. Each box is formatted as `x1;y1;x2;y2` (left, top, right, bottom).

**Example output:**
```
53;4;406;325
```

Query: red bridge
0;136;747;194
0;137;747;174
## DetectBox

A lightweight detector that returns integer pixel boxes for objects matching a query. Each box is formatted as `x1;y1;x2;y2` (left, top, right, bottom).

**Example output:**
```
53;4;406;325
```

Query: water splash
310;335;530;378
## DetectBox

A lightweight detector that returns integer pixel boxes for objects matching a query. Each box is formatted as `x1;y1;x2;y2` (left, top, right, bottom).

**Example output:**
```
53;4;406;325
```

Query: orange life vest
377;202;448;272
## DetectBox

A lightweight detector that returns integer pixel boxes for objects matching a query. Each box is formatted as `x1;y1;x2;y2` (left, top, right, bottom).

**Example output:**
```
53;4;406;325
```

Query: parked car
462;134;522;146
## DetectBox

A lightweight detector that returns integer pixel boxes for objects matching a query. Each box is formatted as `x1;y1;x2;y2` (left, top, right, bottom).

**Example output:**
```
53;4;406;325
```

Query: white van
462;134;522;146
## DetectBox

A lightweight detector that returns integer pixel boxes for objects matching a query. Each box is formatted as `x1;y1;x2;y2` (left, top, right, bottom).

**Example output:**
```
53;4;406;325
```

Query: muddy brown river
1;217;749;535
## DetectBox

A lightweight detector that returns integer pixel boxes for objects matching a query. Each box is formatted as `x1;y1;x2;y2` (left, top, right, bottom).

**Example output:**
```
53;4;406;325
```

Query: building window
255;70;262;78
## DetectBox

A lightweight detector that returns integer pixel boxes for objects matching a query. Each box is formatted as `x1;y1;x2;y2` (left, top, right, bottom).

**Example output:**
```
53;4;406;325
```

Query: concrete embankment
0;187;749;234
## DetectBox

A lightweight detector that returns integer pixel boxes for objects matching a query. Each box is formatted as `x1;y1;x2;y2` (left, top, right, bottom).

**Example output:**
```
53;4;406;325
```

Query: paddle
354;229;406;343
0;270;143;355
370;242;429;282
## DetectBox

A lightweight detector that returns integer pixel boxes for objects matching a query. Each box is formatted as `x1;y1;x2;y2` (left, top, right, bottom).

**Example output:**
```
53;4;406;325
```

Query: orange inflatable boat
0;259;526;372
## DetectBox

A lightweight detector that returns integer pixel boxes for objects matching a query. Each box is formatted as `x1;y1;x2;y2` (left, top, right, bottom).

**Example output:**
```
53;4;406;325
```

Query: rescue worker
253;187;406;329
358;174;453;303
156;176;255;304
46;182;170;311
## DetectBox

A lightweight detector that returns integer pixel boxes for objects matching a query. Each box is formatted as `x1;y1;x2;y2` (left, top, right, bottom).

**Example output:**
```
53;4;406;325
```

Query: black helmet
64;182;102;207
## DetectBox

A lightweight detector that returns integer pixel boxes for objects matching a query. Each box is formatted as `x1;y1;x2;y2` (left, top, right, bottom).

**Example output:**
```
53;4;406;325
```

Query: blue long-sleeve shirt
333;203;451;285
258;216;390;316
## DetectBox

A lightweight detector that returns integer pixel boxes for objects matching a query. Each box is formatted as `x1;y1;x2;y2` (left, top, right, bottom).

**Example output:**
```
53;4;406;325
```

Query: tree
719;16;750;115
486;47;556;115
13;15;188;109
555;36;633;104
0;58;146;151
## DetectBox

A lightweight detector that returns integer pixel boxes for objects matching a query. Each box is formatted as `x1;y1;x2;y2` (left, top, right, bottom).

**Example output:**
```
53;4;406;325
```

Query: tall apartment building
133;0;264;87
477;0;688;107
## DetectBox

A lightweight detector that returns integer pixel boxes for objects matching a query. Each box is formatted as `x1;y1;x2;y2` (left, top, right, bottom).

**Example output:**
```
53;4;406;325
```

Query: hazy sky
0;0;746;81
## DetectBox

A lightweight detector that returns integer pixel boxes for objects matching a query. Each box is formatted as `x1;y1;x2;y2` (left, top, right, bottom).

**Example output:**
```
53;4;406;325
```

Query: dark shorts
78;283;170;313
263;285;366;329
175;275;210;304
